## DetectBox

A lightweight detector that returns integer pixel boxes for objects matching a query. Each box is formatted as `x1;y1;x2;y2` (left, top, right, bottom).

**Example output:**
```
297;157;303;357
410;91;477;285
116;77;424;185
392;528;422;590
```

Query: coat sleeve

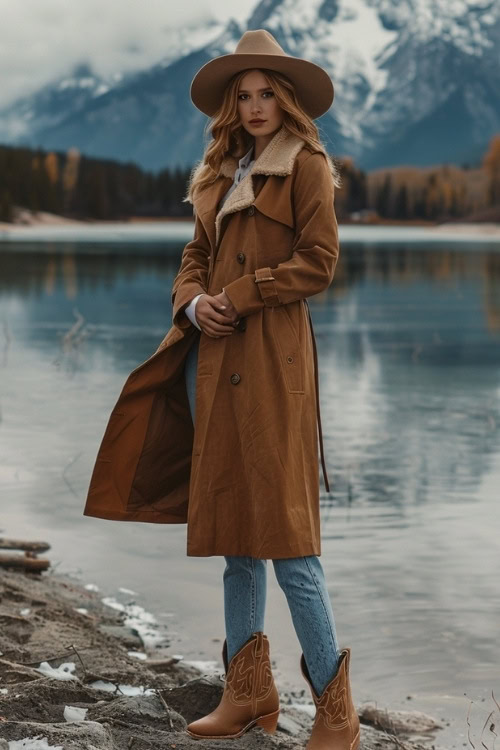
222;151;339;317
171;212;211;329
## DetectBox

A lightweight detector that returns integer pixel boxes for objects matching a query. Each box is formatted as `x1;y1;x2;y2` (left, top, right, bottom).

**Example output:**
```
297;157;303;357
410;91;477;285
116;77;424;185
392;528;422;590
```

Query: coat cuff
184;293;204;330
222;267;281;317
172;281;207;329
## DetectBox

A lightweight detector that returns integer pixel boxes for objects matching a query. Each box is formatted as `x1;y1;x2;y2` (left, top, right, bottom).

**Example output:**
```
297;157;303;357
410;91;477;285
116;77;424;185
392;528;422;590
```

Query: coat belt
304;301;330;493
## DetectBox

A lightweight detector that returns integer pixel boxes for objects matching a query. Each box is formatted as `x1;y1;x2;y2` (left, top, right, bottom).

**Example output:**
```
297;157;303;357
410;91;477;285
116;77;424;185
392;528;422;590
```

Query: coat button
230;373;241;385
286;356;294;363
237;252;246;264
247;205;255;216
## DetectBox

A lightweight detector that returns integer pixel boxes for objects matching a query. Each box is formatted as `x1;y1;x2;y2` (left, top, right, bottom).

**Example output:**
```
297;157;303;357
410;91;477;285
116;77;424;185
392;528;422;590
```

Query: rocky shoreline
0;564;446;749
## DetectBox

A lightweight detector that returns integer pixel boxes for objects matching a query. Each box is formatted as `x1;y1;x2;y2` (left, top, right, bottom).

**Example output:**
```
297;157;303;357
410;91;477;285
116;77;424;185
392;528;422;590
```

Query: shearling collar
213;125;306;246
218;125;305;179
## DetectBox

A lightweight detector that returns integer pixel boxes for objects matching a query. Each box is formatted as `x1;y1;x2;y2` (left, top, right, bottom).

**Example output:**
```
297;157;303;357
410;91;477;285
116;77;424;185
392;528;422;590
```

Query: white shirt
185;144;255;330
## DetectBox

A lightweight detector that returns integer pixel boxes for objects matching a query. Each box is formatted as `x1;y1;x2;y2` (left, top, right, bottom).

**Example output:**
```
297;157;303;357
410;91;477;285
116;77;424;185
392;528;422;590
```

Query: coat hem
83;508;187;524
185;547;322;558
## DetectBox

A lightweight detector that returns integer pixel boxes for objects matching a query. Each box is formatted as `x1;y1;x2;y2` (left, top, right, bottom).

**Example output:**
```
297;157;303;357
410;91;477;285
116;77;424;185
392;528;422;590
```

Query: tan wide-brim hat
190;29;334;120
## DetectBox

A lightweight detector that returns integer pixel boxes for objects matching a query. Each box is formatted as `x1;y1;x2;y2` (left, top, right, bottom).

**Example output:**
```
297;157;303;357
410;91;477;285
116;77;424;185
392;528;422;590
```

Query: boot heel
255;708;280;733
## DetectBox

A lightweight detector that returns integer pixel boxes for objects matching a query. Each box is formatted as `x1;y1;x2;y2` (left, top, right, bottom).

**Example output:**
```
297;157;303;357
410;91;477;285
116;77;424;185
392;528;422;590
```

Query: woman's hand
195;292;239;338
212;290;239;323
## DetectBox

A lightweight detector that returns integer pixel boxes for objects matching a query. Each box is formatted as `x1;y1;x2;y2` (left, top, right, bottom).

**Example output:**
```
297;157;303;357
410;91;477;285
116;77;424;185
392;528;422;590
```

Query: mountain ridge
1;0;498;171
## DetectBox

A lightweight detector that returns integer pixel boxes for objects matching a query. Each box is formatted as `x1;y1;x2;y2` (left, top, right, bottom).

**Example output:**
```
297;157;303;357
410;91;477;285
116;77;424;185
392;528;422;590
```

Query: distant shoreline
1;209;500;239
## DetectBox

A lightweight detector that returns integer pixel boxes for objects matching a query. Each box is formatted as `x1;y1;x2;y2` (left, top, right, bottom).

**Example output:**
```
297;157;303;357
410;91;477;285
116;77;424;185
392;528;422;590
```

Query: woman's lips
249;120;266;125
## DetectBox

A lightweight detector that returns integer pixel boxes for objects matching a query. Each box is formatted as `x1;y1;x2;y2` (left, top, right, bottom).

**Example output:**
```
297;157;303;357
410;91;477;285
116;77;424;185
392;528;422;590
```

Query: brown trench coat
83;125;340;558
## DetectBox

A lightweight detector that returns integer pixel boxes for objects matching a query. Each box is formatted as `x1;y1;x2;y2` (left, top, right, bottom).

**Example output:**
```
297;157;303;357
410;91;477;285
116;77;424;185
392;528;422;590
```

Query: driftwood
0;537;51;552
143;656;183;672
359;704;443;733
0;538;51;572
0;554;50;571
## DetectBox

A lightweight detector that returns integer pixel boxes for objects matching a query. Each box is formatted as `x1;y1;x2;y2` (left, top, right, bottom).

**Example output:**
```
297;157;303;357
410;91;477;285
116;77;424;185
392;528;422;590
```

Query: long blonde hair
184;67;342;205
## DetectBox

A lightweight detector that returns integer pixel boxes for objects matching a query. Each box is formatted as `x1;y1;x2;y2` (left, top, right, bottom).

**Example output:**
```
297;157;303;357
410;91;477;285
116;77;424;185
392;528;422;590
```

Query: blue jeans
184;332;340;697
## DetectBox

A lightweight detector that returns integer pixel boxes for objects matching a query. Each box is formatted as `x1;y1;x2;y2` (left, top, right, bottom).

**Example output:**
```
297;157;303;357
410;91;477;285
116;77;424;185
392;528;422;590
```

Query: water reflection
2;239;499;520
2;243;500;325
1;237;499;744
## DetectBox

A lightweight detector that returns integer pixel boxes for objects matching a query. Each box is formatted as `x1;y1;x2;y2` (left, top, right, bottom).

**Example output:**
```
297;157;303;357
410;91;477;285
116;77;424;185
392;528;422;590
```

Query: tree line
0;145;192;223
335;134;500;223
1;135;499;223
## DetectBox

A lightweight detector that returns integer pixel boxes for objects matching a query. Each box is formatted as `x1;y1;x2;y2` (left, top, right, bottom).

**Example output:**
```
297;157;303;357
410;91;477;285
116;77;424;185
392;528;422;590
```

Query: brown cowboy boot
186;631;280;739
300;647;360;750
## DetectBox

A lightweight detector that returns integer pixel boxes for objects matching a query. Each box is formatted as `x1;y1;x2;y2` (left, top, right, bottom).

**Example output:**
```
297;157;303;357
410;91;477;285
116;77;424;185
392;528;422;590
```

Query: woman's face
237;69;283;138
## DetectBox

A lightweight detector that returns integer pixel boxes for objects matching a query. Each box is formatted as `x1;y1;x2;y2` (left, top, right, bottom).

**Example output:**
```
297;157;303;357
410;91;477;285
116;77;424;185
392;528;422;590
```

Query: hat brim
190;53;334;120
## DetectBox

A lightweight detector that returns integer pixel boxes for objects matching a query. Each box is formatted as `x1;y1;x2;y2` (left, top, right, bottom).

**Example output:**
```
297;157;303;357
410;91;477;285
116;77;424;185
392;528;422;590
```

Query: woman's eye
238;92;274;100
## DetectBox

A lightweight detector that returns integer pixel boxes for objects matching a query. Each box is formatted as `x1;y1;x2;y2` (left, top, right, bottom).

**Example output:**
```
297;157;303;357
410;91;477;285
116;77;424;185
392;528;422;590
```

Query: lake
1;223;499;748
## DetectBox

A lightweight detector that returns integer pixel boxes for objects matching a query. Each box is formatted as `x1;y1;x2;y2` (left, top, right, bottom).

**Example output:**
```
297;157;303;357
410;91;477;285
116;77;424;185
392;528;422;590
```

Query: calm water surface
1;230;499;747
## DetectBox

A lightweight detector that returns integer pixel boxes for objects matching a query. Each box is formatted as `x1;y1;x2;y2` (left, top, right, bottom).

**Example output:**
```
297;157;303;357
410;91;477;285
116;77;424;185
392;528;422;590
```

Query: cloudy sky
0;0;256;108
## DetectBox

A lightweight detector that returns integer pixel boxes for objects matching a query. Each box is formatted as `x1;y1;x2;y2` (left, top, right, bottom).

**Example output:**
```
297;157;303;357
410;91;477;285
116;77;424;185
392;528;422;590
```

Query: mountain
0;63;121;143
1;0;499;172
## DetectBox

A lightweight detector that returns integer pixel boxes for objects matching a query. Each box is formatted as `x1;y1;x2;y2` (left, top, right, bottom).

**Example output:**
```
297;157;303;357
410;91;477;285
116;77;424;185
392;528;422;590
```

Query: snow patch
58;77;96;91
127;651;148;660
63;705;89;722
7;739;64;749
93;84;110;97
34;661;78;681
101;595;164;649
88;680;155;696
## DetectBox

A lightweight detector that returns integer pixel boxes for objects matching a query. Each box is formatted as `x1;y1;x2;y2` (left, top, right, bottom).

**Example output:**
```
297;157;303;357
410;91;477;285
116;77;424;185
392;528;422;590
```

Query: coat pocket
271;304;304;394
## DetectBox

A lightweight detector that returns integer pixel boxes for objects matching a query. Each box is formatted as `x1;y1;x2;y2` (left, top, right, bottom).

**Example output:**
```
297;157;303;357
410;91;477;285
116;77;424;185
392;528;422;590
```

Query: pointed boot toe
300;646;360;750
186;631;280;739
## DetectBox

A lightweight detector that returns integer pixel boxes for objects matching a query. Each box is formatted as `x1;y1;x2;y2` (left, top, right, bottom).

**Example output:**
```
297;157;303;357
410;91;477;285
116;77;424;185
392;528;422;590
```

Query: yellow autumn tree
44;152;59;185
483;134;500;206
62;148;81;213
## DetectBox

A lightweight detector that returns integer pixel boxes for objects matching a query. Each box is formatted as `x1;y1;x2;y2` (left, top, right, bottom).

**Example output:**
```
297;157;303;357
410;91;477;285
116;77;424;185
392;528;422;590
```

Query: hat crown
190;28;334;119
234;29;287;57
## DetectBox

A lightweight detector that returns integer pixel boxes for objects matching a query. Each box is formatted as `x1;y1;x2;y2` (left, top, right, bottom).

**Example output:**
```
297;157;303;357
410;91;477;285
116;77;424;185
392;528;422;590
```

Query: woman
83;29;360;750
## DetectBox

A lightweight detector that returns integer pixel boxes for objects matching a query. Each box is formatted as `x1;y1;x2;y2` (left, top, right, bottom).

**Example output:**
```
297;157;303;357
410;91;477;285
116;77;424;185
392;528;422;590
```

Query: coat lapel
215;126;305;246
194;176;233;253
193;125;306;249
